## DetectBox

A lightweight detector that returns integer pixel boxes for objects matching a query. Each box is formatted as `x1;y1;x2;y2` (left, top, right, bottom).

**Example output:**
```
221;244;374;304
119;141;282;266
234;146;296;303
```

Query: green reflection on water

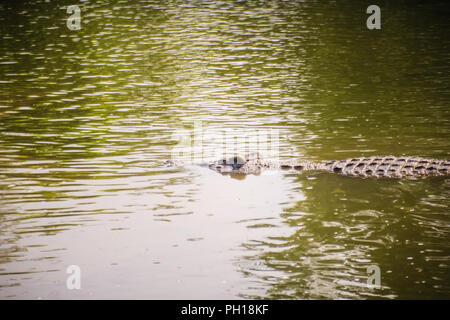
242;174;450;299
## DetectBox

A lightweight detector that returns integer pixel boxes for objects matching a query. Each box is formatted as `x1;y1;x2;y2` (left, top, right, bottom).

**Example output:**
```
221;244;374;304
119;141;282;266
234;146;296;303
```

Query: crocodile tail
320;156;450;178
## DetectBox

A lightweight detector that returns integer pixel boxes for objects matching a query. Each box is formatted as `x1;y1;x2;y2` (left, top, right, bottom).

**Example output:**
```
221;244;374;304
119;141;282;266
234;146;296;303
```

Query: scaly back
319;156;449;178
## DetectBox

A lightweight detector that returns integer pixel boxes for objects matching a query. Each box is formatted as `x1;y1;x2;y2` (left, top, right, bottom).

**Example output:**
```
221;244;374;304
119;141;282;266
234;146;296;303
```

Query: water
0;0;449;299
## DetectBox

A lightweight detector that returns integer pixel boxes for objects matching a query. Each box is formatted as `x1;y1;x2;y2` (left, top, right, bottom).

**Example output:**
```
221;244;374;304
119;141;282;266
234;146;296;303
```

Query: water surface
0;0;449;299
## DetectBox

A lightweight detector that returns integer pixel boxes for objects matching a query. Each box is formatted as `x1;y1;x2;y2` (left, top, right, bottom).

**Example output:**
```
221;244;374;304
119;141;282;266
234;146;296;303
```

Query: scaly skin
165;153;450;178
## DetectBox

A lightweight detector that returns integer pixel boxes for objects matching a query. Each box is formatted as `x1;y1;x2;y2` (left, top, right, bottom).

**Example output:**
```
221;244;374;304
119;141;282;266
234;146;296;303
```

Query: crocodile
165;153;450;179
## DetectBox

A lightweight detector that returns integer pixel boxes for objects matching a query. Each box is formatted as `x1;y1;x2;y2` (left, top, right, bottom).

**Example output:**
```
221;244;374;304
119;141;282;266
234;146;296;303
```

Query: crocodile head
209;155;248;173
208;152;264;177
